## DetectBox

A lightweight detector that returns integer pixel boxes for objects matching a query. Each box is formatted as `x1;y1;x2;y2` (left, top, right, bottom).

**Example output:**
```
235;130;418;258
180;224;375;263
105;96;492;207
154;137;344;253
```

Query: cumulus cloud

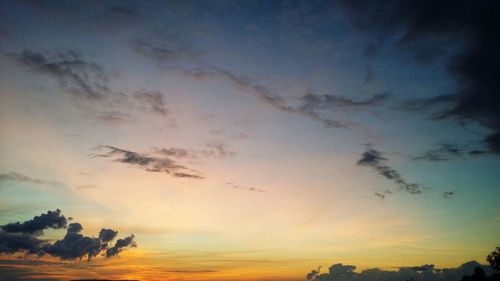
93;145;203;179
0;210;136;261
341;0;500;154
307;261;493;281
357;147;422;194
105;234;137;258
1;209;67;235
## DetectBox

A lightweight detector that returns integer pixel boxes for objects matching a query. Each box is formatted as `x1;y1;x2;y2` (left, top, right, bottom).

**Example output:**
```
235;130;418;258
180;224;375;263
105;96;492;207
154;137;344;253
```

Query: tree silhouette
487;247;500;272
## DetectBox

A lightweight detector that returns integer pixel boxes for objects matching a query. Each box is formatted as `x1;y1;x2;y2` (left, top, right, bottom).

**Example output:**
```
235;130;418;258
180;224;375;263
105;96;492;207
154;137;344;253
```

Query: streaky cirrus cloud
357;147;422;195
0;210;136;260
226;182;266;193
93;145;203;179
412;143;486;162
154;141;236;160
4;49;170;121
5;49;111;99
133;41;351;129
0;172;62;187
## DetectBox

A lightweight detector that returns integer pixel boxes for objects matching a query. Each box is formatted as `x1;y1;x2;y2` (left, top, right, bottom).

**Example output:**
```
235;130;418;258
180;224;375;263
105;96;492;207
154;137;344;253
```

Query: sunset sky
0;1;499;281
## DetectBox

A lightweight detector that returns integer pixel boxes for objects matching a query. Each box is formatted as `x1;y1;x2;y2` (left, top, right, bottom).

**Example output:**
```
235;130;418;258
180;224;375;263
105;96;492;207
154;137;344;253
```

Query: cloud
442;191;455;199
200;142;237;159
133;90;168;116
340;0;500;153
1;209;67;235
99;229;118;243
95;111;130;125
155;147;191;158
5;49;169;122
226;182;266;193
299;92;389;112
0;231;46;255
307;266;322;281
306;261;493;281
412;143;487;162
0;210;136;261
155;142;236;159
0;172;61;187
93;145;203;179
134;41;348;128
6;50;111;99
357;147;422;194
105;234;137;258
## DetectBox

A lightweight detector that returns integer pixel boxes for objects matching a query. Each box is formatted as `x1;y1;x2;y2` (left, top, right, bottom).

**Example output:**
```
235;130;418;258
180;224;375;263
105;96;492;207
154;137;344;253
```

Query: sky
0;1;499;280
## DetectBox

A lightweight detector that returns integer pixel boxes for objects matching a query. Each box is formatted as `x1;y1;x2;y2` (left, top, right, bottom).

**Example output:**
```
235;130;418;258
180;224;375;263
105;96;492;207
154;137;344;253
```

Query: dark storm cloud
341;0;500;153
226;182;266;193
0;172;61;187
94;145;203;179
6;50;111;99
306;261;493;281
357;147;422;194
1;209;67;234
0;210;136;261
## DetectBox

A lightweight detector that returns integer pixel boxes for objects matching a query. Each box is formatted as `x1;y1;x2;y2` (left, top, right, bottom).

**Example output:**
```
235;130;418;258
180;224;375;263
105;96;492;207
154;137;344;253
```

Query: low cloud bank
307;261;494;281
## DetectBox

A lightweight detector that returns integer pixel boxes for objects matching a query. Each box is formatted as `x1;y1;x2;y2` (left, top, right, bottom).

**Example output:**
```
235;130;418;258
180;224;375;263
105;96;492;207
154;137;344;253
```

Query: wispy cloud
133;90;168;116
442;191;456;199
6;50;111;99
5;49;171;123
412;143;486;162
154;141;236;160
0;172;61;187
133;41;350;128
93;146;203;179
226;182;266;193
357;146;422;194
